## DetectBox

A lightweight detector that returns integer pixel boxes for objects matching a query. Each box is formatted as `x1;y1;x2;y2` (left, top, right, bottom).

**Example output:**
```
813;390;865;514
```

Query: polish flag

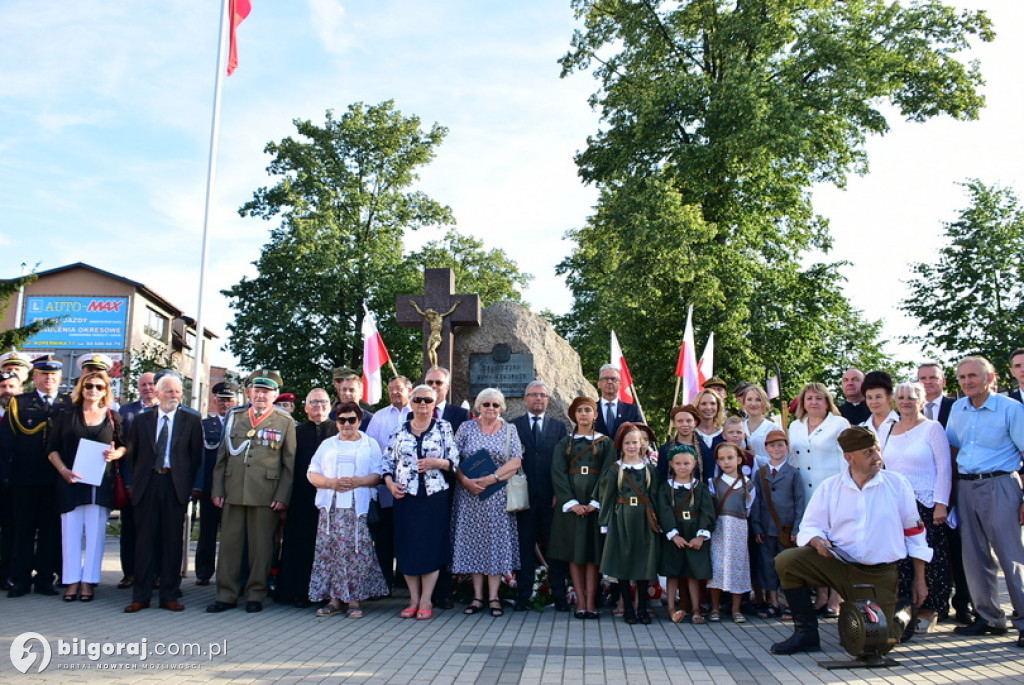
610;331;636;404
361;306;391;405
675;306;700;404
697;332;714;389
227;0;252;75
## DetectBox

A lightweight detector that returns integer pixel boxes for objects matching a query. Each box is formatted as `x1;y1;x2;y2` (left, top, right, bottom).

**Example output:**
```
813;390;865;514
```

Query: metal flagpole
190;0;231;411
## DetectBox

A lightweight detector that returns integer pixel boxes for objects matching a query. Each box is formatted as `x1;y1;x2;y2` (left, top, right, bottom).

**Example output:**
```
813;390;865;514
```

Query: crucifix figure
397;268;481;374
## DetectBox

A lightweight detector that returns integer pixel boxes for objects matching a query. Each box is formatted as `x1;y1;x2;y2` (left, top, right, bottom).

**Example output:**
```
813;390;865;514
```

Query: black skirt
394;486;451;576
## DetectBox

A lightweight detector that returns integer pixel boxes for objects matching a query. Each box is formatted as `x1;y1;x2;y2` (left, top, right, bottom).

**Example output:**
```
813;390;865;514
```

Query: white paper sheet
71;439;109;487
336;462;356;509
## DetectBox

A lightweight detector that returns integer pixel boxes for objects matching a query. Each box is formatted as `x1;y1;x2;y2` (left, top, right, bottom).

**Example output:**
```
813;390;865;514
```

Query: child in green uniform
599;422;663;625
548;397;615;619
657;446;715;624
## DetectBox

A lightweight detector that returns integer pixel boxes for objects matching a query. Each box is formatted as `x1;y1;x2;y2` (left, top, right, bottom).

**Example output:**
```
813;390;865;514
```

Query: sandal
733;612;747;624
671;609;686;624
708;611;721;622
416;607;433;620
464;598;485;615
79;584;94;602
691;613;706;625
489;599;504;617
399;606;418;619
781;607;793;620
64;583;80;602
316;603;344;617
758;605;780;619
347;608;363;618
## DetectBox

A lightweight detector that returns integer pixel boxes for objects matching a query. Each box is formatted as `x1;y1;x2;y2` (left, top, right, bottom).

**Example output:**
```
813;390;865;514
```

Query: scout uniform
211;371;295;608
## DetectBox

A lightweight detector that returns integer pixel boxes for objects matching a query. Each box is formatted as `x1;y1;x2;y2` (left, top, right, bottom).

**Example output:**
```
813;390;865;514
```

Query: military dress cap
0;350;32;371
764;429;789;445
703;376;728;390
838;426;878;453
212;381;239;398
275;392;296;404
249;369;283;390
76;352;114;372
32;354;63;372
332;366;360;381
154;368;183;384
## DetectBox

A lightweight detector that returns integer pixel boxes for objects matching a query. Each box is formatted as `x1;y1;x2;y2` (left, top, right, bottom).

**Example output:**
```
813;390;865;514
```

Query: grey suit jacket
750;462;807;537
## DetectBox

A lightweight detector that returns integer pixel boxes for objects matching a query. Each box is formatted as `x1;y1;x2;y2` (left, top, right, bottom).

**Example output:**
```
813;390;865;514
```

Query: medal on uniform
246;429;255;437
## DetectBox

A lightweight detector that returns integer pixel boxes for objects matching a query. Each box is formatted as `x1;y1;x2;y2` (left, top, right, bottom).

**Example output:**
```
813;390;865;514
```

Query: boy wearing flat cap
769;426;930;655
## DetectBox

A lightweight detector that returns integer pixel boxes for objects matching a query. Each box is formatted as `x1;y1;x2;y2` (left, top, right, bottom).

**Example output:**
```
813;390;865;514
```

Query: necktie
532;416;541;441
156;416;170;468
605;402;615;432
924;402;935;420
45;395;53;406
771;467;778;478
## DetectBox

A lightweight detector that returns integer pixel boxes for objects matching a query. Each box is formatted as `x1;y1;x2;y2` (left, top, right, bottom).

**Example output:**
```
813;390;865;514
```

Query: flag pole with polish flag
190;0;251;409
361;305;394;405
672;305;701;408
610;331;645;422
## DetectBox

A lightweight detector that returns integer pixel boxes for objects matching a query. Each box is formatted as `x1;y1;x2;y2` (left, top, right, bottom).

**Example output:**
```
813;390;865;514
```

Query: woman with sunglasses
382;384;460;619
452;388;523;617
46;370;125;601
307;401;389;618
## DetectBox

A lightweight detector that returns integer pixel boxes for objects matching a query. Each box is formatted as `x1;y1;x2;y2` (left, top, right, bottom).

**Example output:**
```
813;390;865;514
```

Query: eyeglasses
425;379;446;386
599;377;620;383
525;393;548;398
83;383;106;391
411;396;434;404
480;402;501;408
336;416;359;425
307;400;330;406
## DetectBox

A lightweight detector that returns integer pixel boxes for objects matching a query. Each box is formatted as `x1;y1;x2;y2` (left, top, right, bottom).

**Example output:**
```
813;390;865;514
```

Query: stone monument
452;301;598;424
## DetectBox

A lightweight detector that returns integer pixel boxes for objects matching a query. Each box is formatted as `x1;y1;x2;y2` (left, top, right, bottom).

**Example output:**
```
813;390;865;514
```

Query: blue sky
1;1;1021;371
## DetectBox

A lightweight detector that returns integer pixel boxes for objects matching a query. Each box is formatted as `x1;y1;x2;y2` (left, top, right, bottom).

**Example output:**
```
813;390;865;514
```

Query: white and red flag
227;0;251;75
361;305;391;405
610;331;636;404
697;332;714;389
675;306;701;404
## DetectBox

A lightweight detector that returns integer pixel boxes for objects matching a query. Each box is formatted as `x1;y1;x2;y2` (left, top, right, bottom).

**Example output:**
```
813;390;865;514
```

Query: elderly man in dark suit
510;381;569;611
115;371;159;590
593;365;643;438
122;374;203;612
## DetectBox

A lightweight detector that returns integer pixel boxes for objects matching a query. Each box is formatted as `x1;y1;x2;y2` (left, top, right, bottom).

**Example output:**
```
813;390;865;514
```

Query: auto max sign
23;297;129;349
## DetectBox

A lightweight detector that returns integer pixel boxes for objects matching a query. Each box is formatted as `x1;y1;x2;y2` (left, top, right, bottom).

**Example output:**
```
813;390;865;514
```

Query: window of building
145;308;168;341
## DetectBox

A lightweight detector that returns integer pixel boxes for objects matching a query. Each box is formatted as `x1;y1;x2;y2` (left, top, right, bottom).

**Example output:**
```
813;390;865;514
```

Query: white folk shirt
797;468;932;565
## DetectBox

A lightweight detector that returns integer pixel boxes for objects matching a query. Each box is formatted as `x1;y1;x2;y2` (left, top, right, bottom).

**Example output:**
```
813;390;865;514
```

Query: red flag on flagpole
610;331;636;404
676;306;700;404
697;332;714;388
227;0;252;75
361;306;391;405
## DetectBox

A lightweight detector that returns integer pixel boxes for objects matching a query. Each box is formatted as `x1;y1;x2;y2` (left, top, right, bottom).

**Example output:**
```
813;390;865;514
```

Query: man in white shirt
770;426;930;655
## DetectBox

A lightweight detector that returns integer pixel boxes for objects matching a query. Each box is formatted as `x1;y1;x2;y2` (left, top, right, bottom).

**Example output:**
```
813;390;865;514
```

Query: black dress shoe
1017;631;1024;648
35;584;59;596
554;598;569;612
513;601;529;612
206;601;237;613
954;619;1007;636
954;610;975;625
245;601;262;613
293;599;311;609
195;578;211;586
7;586;29;598
436;597;454;610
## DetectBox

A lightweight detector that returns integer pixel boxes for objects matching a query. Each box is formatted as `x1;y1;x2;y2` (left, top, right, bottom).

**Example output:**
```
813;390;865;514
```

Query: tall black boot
771;586;820;654
621;583;637;624
636;580;651;624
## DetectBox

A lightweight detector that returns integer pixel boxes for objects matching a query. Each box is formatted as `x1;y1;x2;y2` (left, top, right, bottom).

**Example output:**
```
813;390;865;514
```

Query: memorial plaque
469;344;534;398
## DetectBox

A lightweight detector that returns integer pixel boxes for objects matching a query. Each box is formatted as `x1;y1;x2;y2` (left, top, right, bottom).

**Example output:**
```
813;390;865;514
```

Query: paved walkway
1;537;1022;683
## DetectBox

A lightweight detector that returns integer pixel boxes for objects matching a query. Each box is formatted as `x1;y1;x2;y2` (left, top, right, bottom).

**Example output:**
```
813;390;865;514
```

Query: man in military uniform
0;369;24;589
207;370;295;614
194;381;238;585
0;349;33;383
1;354;72;597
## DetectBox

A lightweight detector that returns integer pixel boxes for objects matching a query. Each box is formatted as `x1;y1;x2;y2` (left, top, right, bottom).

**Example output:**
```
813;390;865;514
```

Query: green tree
556;0;991;417
0;272;58;350
122;341;177;403
901;179;1024;384
224;102;531;397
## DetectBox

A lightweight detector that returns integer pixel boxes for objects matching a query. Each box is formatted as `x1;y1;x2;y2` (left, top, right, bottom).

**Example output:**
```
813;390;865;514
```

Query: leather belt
958;470;1010;481
152;468;172;474
616;496;650;506
569;466;592;475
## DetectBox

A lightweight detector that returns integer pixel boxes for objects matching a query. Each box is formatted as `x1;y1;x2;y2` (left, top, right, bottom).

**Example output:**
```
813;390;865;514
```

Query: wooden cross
396;268;481;375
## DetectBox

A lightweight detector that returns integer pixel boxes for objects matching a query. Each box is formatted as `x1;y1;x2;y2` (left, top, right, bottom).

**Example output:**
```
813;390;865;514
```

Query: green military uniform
548;434;614;565
212;404;296;604
656;481;715;579
598;461;663;581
